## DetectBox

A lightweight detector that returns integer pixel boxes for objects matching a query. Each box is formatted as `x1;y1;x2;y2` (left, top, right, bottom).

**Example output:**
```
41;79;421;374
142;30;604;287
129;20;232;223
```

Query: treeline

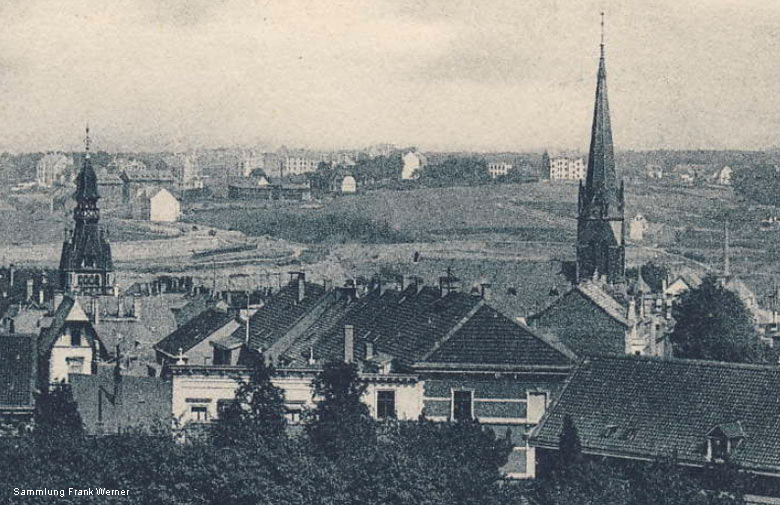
2;361;760;504
2;362;518;505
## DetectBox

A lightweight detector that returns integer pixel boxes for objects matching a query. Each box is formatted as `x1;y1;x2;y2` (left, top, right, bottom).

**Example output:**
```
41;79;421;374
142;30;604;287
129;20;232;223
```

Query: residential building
629;214;648;241
488;162;513;179
548;156;585;181
134;188;181;222
120;170;175;205
168;153;205;192
529;354;780;492
283;155;319;176
154;307;239;367
59;128;114;296
645;164;664;179
402;151;426;180
38;296;106;386
331;174;357;194
165;272;576;478
0;333;37;422
714;165;733;185
36;153;74;187
575;39;625;285
70;363;172;435
227;176;311;201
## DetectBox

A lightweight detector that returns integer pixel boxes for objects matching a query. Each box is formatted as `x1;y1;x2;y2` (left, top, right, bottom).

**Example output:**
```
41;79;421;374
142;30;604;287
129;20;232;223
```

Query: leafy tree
670;274;775;363
212;360;287;447
34;381;83;436
558;414;582;470
306;360;376;457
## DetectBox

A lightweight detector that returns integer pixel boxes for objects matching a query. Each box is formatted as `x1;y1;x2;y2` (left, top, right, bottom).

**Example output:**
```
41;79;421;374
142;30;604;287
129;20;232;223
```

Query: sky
0;0;778;153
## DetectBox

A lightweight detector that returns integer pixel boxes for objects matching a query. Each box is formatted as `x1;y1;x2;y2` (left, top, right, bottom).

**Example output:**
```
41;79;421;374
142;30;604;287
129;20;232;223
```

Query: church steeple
576;14;626;285
59;126;113;295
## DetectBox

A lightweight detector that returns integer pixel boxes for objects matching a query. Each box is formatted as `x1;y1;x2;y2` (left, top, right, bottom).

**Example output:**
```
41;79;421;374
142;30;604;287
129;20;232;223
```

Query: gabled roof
0;333;36;411
530;281;630;328
530;355;780;474
38;296;78;357
231;281;327;353
415;305;575;370
154;308;236;357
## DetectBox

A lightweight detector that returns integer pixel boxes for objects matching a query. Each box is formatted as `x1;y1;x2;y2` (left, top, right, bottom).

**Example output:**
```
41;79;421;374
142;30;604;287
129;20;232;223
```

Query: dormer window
706;422;745;462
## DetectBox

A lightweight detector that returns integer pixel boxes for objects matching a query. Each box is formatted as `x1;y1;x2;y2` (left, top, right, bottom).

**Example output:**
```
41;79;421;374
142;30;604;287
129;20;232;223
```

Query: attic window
706;422;745;463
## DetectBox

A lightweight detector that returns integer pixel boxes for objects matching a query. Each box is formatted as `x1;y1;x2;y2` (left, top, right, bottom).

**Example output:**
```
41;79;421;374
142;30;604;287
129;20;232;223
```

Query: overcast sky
0;0;778;153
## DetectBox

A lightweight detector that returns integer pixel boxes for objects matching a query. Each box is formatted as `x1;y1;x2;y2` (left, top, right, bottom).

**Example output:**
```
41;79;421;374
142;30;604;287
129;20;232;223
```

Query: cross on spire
85;123;91;159
600;12;605;56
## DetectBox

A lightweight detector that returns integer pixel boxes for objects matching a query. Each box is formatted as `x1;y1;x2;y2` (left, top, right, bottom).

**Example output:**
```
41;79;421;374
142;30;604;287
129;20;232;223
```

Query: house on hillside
134;188;181;222
629;214;648;241
713;165;733;185
331;174;357;194
529;354;780;495
401;151;425;180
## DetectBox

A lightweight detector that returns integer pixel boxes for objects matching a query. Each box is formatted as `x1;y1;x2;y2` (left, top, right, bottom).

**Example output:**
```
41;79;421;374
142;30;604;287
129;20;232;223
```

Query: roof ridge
584;352;780;372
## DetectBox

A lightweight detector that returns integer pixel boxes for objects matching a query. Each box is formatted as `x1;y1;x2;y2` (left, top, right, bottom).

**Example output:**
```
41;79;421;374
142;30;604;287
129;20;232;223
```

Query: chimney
9;264;15;288
323;278;333;292
297;273;306;303
365;341;374;361
344;325;354;363
627;298;636;324
26;279;33;302
395;275;405;292
480;283;492;301
38;288;45;306
92;297;100;326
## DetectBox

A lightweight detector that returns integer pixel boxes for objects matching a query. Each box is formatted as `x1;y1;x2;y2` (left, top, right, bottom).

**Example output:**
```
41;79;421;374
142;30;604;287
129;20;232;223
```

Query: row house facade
163;273;576;478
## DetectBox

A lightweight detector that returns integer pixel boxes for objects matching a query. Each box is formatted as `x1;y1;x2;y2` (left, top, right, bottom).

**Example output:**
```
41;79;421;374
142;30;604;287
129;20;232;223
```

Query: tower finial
85;123;91;159
600;12;605;56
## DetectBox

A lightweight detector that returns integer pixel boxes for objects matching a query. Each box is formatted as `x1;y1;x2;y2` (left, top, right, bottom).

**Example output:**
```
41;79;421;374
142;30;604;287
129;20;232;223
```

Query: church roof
581;41;621;218
74;155;100;201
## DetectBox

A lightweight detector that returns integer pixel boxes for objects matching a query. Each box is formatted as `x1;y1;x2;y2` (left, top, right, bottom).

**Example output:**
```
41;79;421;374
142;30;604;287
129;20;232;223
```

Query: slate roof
529;355;780;474
0;333;36;411
232;281;327;353
530;281;630;328
154;308;235;357
417;305;575;369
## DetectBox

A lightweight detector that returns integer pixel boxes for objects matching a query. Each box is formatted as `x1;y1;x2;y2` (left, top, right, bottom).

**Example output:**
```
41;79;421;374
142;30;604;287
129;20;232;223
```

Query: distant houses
133;188;181;223
401;151;426;180
548;156;585;181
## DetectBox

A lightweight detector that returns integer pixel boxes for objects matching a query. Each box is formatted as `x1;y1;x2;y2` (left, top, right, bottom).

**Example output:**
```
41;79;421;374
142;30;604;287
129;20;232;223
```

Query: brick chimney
344;325;354;363
297;273;306;303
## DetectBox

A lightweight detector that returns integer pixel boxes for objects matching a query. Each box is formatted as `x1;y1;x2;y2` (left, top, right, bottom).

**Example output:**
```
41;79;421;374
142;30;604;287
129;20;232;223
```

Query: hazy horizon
1;0;778;153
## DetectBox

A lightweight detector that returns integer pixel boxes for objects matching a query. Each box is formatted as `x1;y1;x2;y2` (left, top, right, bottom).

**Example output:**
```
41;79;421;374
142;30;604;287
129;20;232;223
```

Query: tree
558;414;582;469
211;360;287;447
670;274;775;363
306;360;375;457
34;381;83;436
732;165;780;206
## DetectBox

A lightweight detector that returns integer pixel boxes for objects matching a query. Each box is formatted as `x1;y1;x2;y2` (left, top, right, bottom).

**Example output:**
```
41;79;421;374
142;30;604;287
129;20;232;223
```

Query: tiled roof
154;308;235;357
231;281;327;353
529;355;780;474
418;305;575;368
575;282;630;326
0;333;36;410
38;296;77;357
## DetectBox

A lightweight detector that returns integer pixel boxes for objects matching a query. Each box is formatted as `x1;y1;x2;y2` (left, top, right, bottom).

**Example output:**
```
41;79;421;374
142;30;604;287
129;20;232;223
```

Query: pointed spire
582;12;619;215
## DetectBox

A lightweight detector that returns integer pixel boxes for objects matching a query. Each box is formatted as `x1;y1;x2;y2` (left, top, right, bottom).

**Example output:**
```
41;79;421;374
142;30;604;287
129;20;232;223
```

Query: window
527;392;548;424
66;357;85;374
191;406;209;422
216;400;233;419
377;390;396;419
71;328;82;347
452;390;473;421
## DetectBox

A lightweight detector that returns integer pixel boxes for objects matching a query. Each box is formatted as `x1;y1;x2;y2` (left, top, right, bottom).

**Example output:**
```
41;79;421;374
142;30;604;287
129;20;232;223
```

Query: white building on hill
549;156;585;181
